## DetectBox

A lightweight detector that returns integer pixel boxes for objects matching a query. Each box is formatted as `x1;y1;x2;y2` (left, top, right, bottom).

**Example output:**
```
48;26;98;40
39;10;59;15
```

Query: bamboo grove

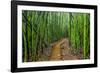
22;10;90;62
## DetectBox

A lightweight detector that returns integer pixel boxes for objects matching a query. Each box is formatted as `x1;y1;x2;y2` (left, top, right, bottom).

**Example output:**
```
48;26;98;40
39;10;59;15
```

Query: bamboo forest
22;10;90;62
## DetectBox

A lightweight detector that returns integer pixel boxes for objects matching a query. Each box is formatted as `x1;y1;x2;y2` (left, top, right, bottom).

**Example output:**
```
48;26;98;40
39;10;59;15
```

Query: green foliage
67;13;90;59
22;10;90;62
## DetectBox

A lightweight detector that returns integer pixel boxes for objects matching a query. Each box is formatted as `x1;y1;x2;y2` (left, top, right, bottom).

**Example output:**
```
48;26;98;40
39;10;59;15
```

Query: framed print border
11;1;97;72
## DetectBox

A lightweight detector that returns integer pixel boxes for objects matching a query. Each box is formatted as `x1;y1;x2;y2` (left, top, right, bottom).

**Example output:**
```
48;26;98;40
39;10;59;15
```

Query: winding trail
49;38;78;61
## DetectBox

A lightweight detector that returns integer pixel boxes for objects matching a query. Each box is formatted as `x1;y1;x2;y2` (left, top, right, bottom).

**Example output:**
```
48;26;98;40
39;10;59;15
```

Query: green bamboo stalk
83;14;87;59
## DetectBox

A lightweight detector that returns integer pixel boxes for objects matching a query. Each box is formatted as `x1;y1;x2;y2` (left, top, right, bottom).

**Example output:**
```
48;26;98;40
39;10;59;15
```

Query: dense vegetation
22;10;90;62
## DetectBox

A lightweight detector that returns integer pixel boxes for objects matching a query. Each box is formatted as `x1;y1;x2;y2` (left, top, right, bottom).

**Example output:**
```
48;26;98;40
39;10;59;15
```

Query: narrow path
49;38;78;61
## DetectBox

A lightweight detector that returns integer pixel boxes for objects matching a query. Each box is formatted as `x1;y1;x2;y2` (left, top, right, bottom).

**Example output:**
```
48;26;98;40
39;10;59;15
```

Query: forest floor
38;38;83;61
49;38;80;61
